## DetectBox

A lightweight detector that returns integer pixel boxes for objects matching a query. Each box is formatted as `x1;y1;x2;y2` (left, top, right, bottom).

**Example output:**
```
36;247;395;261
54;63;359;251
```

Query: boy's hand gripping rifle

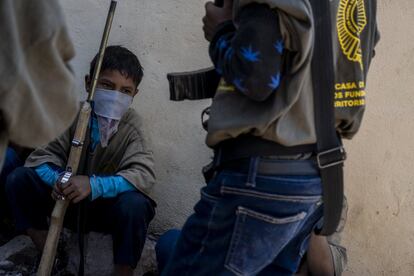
167;0;224;101
37;2;117;275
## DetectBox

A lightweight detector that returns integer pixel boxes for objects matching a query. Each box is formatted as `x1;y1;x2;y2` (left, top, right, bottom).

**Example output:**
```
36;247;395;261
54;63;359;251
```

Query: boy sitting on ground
6;45;156;276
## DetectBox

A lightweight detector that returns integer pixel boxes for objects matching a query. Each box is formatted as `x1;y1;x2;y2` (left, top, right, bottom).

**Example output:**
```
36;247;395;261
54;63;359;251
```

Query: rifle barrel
87;1;117;102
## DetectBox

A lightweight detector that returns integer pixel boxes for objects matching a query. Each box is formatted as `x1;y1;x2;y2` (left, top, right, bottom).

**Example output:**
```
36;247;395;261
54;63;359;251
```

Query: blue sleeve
89;175;135;201
34;164;60;187
209;3;284;101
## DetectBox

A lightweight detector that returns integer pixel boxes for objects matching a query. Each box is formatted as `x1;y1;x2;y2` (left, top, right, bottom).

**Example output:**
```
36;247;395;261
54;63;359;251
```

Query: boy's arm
87;115;136;200
34;163;62;187
89;113;155;200
115;133;155;197
209;3;284;101
30;128;72;189
89;175;135;200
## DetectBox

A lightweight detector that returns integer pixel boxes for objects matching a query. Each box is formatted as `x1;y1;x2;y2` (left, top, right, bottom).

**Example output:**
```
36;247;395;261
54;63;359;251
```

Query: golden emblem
337;0;367;69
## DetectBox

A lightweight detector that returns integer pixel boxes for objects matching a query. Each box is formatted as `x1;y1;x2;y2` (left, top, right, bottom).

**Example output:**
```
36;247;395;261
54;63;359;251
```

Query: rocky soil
0;232;158;276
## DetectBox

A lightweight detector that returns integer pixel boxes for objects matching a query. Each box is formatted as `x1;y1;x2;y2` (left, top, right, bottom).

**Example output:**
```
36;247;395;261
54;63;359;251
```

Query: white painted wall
62;0;212;233
342;1;414;275
60;0;414;274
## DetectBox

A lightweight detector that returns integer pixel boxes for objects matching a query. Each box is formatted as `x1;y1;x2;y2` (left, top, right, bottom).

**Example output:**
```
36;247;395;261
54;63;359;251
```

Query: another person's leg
0;147;24;222
305;234;335;276
294;231;347;276
295;197;348;276
155;229;181;272
5;166;54;251
0;147;23;180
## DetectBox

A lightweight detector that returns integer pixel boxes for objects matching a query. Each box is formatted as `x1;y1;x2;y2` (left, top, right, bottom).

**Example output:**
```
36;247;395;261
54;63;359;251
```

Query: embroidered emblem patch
337;0;367;69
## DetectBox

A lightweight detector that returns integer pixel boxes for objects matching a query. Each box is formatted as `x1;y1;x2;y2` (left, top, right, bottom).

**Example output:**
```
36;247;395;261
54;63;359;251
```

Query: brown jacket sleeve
115;119;156;198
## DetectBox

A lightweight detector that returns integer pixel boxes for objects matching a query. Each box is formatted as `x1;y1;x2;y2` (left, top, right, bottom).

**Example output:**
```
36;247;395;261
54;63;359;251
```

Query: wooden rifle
37;1;117;275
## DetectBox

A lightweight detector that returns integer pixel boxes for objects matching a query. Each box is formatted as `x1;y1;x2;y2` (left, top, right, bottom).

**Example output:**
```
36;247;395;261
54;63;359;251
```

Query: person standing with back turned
163;0;379;275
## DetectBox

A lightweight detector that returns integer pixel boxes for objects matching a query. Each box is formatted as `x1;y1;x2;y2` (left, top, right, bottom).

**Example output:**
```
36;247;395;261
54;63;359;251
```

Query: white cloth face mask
93;88;133;147
93;88;133;120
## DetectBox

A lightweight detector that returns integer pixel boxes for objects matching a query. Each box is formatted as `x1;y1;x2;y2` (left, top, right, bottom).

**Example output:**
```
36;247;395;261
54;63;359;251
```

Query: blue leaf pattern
209;7;284;99
217;37;228;50
274;40;284;54
240;45;260;62
233;78;247;92
269;73;281;90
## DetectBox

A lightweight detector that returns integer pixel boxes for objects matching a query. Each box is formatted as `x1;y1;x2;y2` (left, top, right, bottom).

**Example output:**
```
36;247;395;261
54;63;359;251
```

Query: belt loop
246;157;259;187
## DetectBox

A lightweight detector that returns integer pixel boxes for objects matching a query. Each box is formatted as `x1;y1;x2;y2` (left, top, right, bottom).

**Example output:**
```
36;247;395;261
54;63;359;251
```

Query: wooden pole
37;2;117;275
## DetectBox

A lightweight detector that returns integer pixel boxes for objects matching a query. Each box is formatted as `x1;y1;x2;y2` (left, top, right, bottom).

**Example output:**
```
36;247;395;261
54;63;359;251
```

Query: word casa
335;81;365;91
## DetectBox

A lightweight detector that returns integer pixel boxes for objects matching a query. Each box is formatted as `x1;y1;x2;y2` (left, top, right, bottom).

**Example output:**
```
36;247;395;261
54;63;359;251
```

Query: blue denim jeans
1;147;23;221
161;158;323;276
6;167;155;268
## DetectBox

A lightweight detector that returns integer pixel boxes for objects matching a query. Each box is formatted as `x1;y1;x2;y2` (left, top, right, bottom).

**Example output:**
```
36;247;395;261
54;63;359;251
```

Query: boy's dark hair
89;45;144;87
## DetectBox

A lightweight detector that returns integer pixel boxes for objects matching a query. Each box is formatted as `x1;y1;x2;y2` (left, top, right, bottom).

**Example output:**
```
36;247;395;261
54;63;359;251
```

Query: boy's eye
98;81;113;89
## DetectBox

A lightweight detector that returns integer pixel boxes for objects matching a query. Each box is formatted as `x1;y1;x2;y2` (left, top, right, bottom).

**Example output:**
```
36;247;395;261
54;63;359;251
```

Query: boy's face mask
93;88;133;147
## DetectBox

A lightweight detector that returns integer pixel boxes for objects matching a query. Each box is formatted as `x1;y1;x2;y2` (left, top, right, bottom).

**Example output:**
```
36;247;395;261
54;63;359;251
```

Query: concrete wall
342;1;414;275
60;0;414;275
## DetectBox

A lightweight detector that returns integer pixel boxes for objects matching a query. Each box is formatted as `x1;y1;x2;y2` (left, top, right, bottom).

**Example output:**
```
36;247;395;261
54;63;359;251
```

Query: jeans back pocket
225;206;307;276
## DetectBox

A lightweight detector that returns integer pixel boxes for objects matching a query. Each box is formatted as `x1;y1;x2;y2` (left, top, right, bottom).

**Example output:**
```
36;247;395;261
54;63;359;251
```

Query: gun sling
309;0;345;235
